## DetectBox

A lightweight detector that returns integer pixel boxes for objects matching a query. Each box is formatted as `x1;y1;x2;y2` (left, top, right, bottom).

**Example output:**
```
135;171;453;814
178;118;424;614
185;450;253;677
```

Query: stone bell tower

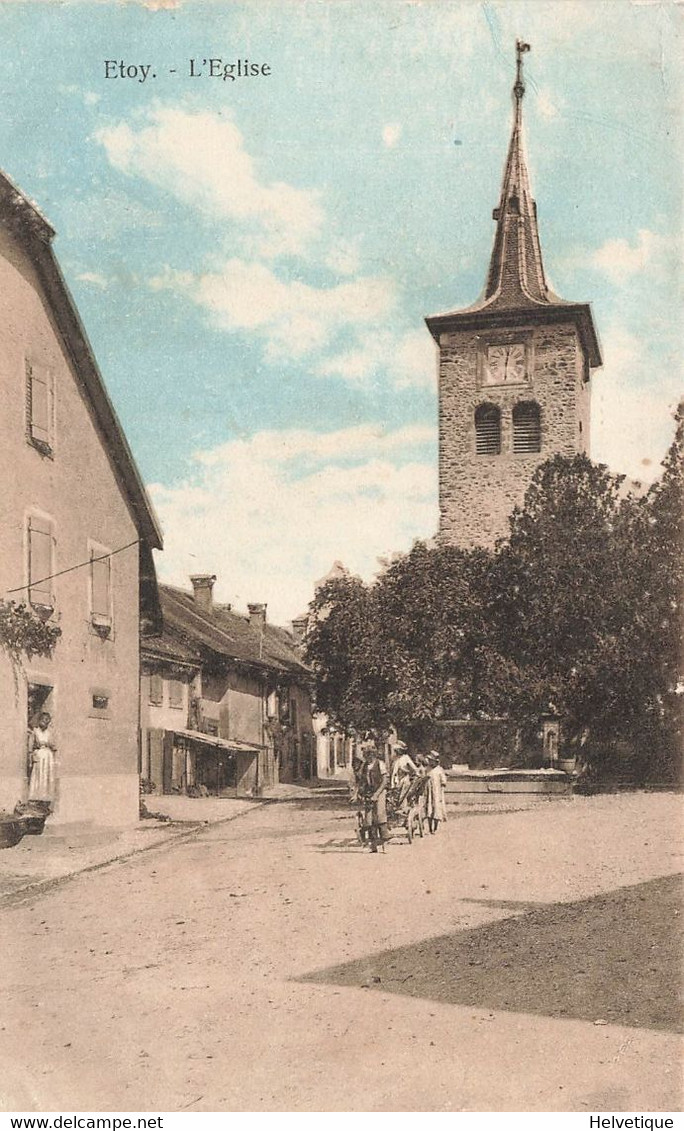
426;41;602;549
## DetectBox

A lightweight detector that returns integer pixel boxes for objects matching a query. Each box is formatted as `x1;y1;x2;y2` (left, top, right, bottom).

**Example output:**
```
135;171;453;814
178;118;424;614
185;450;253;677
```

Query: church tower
426;42;602;549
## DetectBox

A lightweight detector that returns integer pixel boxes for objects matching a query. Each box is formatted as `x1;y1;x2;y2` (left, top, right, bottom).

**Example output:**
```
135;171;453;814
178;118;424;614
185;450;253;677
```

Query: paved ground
0;798;259;902
0;791;681;1112
0;785;342;903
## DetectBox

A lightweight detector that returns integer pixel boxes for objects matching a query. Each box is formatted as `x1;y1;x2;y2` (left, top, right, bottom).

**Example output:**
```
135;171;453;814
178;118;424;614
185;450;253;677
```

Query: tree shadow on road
296;873;683;1032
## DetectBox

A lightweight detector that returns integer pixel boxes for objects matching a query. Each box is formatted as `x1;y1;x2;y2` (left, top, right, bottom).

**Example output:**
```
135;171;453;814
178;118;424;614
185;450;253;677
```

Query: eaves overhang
425;302;602;371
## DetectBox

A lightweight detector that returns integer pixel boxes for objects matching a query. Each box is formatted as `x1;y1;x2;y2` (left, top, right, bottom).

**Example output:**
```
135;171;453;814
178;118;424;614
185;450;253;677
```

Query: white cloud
76;271;108;288
150;423;437;623
99;105;430;384
95;106;324;259
592;325;681;482
589;229;668;286
382;123;402;148
317;328;436;389
150;259;397;363
324;239;361;276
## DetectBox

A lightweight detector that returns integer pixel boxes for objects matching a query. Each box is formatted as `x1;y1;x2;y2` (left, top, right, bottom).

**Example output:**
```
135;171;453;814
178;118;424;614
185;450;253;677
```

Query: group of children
351;739;448;852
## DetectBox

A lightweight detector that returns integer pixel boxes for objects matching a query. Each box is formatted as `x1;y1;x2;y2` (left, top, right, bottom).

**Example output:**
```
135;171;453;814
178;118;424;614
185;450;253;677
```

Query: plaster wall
0;224;140;824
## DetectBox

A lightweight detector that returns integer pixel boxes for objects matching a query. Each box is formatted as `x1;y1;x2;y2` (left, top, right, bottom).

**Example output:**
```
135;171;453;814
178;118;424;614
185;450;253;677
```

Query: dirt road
0;792;681;1112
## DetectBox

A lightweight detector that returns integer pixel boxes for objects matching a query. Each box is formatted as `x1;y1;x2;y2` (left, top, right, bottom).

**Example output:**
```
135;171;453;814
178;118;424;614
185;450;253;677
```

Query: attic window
475;404;501;455
513;402;542;454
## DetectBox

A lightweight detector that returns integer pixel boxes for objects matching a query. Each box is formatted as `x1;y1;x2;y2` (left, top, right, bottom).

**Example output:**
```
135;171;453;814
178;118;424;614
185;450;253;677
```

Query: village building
0;170;163;825
313;716;358;781
427;41;602;550
140;576;316;796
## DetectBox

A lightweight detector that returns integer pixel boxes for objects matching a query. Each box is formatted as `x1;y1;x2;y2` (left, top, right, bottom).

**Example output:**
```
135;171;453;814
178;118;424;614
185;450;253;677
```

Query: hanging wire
7;538;140;596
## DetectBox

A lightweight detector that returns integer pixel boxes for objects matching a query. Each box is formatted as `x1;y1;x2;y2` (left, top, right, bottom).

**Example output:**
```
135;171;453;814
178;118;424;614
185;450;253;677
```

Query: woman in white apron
28;711;57;808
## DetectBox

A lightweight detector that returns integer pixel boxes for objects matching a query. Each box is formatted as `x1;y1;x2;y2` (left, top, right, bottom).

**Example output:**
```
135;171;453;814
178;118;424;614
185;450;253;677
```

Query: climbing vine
0;599;61;666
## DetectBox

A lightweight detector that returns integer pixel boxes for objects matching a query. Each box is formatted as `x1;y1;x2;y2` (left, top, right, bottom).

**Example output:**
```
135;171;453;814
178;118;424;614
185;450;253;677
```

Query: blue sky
1;0;681;621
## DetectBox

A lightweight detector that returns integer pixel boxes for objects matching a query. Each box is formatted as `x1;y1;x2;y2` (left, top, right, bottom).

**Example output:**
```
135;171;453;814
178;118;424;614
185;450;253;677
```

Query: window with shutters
27;515;55;611
474;404;501;455
149;673;163;705
89;541;112;635
167;678;184;709
26;360;54;454
512;402;542;454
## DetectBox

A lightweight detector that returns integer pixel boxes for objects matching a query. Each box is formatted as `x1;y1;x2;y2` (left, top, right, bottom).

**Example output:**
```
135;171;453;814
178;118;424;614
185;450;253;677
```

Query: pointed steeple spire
484;41;550;307
425;41;602;371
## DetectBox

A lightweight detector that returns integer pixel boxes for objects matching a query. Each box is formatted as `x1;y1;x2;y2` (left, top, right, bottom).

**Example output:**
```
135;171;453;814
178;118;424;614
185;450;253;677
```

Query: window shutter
29;365;51;445
91;550;111;618
168;678;183;708
475;405;501;455
28;518;53;606
149;674;163;705
513;403;542;454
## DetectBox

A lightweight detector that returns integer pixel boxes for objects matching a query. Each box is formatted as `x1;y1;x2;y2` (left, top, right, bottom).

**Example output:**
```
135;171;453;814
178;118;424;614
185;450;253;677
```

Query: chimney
248;602;267;627
190;574;216;611
291;616;308;647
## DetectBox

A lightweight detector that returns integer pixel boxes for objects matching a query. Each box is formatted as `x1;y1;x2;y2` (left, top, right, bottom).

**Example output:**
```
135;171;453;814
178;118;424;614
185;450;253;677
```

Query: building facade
140;577;316;796
0;171;162;824
427;43;602;550
314;716;357;781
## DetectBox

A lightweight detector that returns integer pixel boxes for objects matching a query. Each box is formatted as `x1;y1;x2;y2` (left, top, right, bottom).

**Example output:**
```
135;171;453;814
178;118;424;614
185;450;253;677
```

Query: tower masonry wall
438;320;590;549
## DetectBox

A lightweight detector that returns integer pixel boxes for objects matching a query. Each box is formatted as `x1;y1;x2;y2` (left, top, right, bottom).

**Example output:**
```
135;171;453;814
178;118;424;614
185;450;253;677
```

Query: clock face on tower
484;342;527;385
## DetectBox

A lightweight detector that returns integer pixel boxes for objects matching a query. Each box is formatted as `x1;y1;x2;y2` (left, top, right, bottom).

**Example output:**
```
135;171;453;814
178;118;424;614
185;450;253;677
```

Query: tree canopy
304;408;683;781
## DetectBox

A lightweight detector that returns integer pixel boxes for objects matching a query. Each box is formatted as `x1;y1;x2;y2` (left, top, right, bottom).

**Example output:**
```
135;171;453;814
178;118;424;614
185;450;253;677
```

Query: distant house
0;170;162;825
140;576;316;796
313;716;358;781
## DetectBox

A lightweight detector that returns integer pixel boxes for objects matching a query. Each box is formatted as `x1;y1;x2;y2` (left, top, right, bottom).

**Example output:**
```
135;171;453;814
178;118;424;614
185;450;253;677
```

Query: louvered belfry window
475;404;501;455
513;402;542;454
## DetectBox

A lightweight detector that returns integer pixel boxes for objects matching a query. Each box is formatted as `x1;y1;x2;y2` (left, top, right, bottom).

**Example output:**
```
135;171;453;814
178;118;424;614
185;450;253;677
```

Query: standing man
425;751;448;834
361;743;389;852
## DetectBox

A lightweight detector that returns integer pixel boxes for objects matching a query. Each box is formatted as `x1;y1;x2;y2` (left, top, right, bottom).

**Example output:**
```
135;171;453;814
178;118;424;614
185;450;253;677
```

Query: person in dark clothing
360;744;389;852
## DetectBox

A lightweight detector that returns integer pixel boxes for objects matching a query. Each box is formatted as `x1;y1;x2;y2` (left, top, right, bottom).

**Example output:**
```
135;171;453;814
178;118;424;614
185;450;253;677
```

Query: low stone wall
423;719;519;769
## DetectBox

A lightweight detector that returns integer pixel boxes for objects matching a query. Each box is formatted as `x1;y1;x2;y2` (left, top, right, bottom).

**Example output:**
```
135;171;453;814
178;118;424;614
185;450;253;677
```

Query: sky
1;0;681;623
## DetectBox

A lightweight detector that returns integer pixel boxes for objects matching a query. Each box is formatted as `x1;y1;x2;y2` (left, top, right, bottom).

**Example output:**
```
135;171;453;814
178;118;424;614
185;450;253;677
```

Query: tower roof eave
424;302;602;371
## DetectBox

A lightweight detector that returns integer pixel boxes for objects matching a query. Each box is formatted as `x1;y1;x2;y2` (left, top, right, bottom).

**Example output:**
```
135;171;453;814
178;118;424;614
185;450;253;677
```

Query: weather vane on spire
514;39;531;101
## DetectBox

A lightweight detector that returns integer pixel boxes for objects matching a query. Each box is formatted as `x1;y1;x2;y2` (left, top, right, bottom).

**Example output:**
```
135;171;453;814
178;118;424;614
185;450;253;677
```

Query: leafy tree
304;572;389;733
371;541;498;725
489;454;630;744
305;424;683;784
612;401;684;778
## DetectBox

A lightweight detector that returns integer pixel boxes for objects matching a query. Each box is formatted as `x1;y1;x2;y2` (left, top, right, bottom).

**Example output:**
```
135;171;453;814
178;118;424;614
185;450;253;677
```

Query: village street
0;792;681;1113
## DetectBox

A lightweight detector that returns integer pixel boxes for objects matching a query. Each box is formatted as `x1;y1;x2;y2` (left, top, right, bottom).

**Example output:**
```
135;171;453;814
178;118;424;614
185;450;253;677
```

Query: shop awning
172;728;263;754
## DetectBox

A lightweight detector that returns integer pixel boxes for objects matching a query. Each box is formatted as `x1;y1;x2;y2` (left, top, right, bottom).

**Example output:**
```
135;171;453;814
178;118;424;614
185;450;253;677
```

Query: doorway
28;683;53;728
